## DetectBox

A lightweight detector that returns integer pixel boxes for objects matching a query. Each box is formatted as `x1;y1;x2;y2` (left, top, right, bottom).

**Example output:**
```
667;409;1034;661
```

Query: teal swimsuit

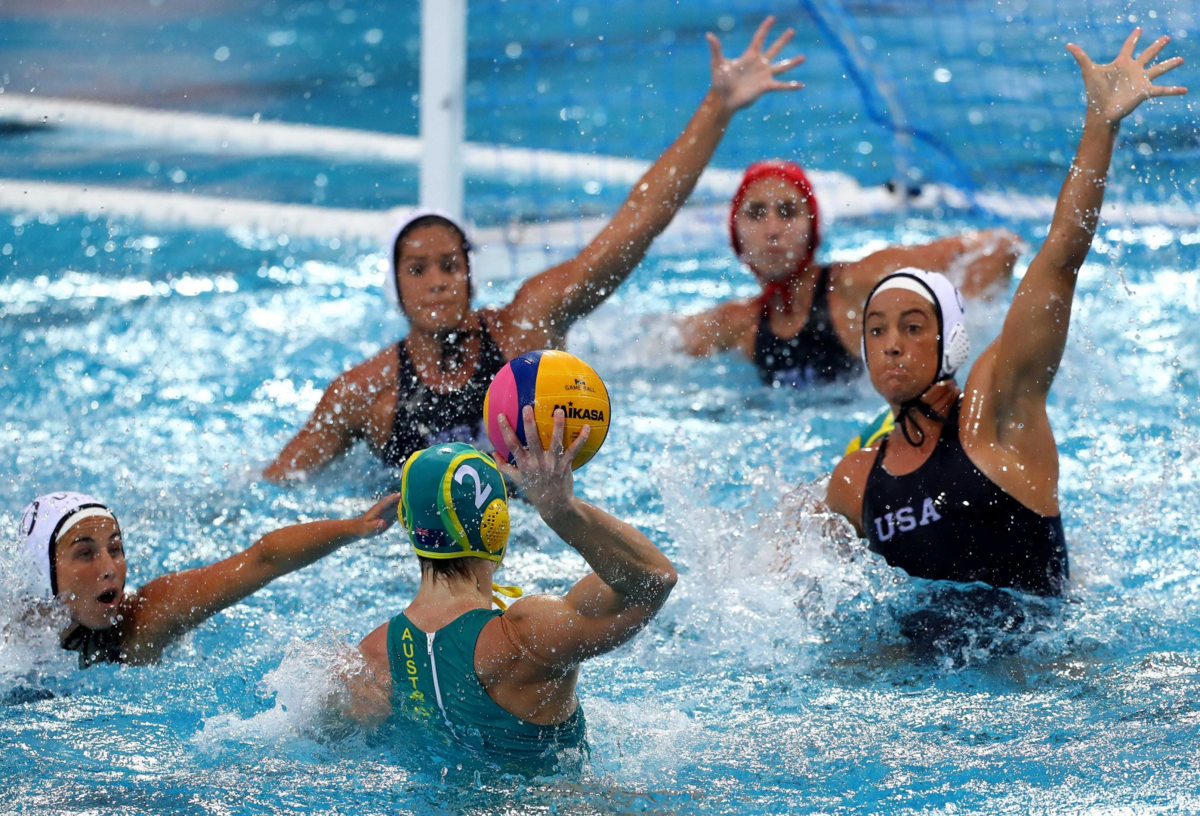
386;608;586;759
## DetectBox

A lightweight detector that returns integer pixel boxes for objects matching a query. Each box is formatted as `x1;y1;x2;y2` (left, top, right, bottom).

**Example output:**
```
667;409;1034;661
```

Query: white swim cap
16;493;118;597
385;208;473;312
861;267;970;381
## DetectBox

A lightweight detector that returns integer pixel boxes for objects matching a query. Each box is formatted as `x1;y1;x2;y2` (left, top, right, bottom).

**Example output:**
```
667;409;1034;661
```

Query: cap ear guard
942;322;971;378
15;492;116;598
861;267;970;381
400;443;510;562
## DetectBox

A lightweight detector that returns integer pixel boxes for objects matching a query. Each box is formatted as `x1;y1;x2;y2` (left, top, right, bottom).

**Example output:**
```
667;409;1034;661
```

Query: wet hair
391;215;473;311
417;555;478;585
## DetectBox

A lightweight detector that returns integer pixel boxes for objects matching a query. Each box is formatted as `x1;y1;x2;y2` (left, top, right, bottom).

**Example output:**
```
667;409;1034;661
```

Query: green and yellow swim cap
400;443;511;562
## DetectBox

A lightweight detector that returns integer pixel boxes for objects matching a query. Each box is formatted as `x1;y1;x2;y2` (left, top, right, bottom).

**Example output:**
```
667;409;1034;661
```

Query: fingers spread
1065;43;1093;69
1138;34;1170;66
1119;27;1142;60
565;423;592;460
1150;84;1188;97
772;54;806;75
748;15;775;53
706;32;723;67
764;27;794;61
1148;55;1184;79
521;404;544;454
497;414;526;465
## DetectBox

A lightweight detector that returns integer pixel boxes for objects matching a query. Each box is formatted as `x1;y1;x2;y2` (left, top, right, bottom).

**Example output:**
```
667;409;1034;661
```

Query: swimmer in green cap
346;408;677;759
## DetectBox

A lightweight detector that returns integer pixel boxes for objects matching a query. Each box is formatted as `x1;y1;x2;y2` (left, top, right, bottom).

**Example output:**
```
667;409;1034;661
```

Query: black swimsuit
862;401;1068;596
61;625;124;667
379;321;507;467
752;265;862;387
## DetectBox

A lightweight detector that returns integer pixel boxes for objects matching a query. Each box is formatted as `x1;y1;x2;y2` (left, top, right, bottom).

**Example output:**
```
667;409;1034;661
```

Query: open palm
709;16;806;113
1067;28;1186;125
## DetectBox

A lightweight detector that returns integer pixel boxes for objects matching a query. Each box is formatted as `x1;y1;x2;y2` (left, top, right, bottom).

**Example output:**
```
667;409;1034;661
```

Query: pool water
3;211;1200;813
4;1;1200;812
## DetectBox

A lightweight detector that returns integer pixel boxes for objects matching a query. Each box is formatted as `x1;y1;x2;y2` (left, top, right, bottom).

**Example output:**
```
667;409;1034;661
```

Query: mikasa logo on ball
552;402;605;421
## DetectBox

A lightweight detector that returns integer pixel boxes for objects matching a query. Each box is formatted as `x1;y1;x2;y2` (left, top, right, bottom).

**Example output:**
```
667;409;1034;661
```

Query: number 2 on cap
454;464;493;509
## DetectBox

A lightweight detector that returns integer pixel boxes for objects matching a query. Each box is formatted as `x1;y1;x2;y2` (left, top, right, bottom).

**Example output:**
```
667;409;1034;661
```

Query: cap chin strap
491;582;523;611
895;380;952;447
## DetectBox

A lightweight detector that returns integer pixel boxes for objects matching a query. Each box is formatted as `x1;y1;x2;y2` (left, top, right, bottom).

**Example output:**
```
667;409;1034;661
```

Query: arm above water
679;297;759;357
491;17;806;352
494;408;678;676
984;30;1185;431
263;351;390;483
119;495;402;663
836;229;1023;312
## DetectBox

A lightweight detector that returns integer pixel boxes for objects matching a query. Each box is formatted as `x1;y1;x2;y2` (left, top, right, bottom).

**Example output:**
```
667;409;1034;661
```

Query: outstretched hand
709;15;805;114
495;406;590;524
1067;28;1186;126
355;492;402;537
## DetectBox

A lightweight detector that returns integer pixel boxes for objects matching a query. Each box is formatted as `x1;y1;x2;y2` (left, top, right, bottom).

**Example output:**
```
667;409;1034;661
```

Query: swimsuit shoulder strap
395;339;419;398
474;316;507;372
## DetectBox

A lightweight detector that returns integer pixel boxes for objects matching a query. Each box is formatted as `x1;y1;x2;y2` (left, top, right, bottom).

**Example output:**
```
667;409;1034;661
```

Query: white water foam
193;632;371;752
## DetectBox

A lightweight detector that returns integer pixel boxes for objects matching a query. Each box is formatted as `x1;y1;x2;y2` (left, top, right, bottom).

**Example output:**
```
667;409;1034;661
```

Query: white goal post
419;0;467;221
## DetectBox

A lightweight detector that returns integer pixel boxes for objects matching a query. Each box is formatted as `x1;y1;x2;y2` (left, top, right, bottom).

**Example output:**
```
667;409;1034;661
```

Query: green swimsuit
386;608;586;758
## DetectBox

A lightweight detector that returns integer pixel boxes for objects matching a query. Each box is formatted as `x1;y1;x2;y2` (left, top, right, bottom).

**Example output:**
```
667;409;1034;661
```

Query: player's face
863;290;941;405
734;177;814;281
395;225;471;333
54;516;127;631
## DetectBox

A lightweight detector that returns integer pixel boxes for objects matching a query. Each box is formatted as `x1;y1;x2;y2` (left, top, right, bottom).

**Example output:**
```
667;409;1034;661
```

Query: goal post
420;0;467;221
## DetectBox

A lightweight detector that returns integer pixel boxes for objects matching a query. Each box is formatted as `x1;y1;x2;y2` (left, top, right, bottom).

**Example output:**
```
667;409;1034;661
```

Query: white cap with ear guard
861;267;970;381
16;493;117;598
384;208;472;311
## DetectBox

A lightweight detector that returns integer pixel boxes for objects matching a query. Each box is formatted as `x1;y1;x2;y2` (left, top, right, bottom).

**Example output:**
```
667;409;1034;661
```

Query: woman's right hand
1067;28;1186;127
495;406;591;525
709;15;806;114
354;493;402;537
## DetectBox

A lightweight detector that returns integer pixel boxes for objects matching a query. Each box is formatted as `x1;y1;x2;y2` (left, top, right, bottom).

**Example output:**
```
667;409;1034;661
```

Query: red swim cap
729;160;821;312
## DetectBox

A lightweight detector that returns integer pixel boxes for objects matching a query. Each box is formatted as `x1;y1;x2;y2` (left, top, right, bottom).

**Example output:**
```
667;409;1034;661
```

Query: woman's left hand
709;15;806;114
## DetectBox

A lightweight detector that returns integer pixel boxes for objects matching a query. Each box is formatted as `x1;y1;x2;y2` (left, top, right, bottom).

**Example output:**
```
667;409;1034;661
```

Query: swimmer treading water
823;29;1187;596
6;23;1189;772
680;161;1022;389
263;17;808;482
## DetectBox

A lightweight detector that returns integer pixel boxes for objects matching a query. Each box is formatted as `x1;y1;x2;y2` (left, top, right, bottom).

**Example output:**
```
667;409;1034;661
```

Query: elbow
646;561;679;608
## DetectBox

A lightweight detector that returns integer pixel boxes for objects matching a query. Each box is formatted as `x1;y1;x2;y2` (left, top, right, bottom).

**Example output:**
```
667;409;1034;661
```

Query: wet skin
53;515;128;632
733;176;814;281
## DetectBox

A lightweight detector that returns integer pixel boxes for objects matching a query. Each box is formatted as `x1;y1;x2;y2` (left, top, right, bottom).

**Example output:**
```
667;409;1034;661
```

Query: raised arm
121;494;401;662
986;30;1185;418
494;408;678;673
840;228;1023;303
493;17;805;349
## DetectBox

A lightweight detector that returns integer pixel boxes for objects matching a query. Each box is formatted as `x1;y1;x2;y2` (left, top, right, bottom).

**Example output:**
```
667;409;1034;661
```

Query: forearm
251;518;365;575
575;91;733;277
264;420;350;483
542;499;677;603
620;89;733;233
1042;114;1118;272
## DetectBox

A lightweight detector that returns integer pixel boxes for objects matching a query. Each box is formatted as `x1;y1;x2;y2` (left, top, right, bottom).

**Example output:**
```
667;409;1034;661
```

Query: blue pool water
4;1;1200;813
4;213;1200;813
